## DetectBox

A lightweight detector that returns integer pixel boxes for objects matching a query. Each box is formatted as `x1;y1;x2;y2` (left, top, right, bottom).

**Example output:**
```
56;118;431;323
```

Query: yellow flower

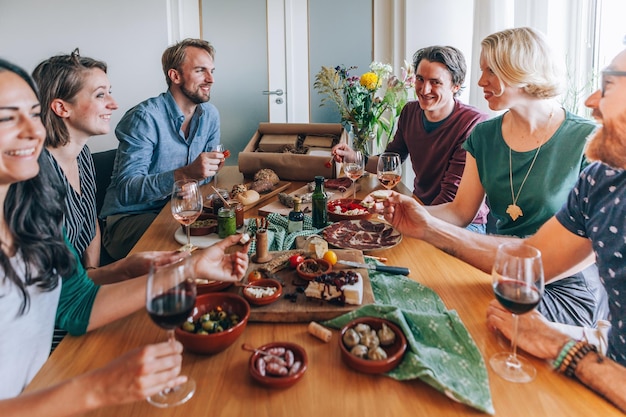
360;72;379;90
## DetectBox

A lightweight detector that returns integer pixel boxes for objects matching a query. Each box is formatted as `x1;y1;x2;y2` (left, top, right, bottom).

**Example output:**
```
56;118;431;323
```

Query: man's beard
181;83;210;104
585;112;626;170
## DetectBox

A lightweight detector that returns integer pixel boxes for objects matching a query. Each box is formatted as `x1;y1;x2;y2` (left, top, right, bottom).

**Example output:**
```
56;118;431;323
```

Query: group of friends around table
0;23;625;415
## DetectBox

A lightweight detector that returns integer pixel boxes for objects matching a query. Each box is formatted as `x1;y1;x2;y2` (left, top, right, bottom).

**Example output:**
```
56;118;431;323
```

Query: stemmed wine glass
212;143;225;187
344;150;365;199
377;152;402;190
146;256;197;407
490;242;545;383
171;179;203;251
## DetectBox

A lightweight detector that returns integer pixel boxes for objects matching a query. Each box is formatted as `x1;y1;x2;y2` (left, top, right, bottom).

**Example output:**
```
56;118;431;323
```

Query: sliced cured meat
323;220;401;251
325;177;353;189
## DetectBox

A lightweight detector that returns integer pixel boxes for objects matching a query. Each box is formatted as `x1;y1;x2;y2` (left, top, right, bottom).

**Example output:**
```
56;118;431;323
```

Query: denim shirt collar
163;90;205;142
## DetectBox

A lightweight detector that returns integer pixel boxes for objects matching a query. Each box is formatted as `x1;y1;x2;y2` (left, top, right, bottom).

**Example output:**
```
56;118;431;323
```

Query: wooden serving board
227;249;374;322
204;180;291;213
257;182;360;217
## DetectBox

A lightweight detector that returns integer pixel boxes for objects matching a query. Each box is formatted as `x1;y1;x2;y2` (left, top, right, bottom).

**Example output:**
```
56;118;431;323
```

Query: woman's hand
191;234;249;282
85;341;185;407
362;191;430;240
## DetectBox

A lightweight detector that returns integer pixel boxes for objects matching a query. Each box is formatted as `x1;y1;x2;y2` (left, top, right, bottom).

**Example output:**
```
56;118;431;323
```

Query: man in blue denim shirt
101;38;224;260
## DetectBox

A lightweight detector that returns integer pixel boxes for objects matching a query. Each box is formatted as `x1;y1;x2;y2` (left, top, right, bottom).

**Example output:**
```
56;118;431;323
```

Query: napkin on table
246;212;325;254
323;259;495;415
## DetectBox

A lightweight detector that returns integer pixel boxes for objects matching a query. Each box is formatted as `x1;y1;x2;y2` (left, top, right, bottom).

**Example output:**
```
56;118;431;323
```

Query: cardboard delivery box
238;123;347;181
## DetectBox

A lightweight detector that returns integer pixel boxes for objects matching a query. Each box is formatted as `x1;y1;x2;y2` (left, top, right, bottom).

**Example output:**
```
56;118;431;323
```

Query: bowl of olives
339;317;407;374
296;258;332;281
175;293;250;355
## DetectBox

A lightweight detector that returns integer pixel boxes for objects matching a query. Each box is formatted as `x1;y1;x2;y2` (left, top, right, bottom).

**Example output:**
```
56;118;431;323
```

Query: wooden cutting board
204;180;291;213
257;183;360;217
227;249;375;322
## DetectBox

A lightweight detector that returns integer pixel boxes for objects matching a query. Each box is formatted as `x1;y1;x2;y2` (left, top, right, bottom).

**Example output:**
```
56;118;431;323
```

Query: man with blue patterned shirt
101;38;224;260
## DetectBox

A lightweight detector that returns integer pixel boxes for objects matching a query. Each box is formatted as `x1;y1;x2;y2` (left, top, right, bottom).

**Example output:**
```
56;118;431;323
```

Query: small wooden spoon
241;343;283;360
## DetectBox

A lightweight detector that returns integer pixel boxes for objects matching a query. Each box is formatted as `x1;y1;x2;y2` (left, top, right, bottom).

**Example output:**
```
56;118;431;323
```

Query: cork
308;321;332;343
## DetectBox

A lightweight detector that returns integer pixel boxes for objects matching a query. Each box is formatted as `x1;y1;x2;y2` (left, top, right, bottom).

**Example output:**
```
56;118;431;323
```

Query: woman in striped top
32;48;117;270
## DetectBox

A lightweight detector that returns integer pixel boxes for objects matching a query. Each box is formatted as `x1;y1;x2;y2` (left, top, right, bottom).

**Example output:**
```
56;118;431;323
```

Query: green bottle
311;176;328;229
288;197;304;233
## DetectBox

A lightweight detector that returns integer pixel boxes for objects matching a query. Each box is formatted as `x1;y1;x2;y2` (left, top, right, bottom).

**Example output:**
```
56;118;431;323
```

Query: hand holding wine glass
171;179;203;251
377;152;402;190
146;256;197;407
344;150;365;199
490;242;544;383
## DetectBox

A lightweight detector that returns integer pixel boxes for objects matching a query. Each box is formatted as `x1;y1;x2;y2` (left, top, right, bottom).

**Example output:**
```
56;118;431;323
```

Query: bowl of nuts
296;258;332;281
247;342;308;389
339;317;407;374
175;293;250;355
242;278;282;306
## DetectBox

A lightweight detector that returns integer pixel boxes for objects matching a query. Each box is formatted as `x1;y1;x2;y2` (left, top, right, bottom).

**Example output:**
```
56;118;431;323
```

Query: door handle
262;89;284;96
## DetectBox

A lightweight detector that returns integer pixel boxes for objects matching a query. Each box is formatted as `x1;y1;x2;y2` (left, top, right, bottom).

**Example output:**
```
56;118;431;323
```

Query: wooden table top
26;166;621;416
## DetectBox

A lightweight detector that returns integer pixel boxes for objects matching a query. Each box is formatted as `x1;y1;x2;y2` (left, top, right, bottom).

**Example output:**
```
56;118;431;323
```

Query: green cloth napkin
246;212;325;254
323;259;494;415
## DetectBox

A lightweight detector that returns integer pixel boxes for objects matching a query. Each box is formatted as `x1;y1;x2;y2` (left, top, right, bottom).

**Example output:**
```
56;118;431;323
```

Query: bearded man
101;39;224;260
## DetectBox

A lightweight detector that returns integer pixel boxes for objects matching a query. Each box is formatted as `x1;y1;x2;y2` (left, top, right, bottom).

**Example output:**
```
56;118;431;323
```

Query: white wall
0;0;171;152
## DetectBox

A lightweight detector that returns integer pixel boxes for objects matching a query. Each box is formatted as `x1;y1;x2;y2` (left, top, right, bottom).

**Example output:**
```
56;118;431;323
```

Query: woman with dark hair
0;58;249;414
32;48;116;270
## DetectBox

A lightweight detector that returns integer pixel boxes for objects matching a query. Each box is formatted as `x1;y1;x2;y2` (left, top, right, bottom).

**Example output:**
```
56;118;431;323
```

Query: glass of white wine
377;152;402;190
344;150;365;199
171;179;202;251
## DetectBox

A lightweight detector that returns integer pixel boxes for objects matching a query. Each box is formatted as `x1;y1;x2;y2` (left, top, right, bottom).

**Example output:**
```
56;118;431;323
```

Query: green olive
202;320;216;331
181;321;195;332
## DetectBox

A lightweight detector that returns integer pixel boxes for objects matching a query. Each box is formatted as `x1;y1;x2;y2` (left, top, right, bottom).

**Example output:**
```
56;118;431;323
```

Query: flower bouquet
314;61;414;155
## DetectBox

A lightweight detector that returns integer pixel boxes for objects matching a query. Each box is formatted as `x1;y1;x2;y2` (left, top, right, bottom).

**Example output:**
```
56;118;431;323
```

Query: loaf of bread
237;190;260;205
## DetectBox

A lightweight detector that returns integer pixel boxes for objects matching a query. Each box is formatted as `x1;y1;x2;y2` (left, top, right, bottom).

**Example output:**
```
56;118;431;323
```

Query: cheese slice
304;271;363;305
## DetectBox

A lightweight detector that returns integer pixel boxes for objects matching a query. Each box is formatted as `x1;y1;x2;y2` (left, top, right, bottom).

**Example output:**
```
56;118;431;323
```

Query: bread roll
237;190;260;205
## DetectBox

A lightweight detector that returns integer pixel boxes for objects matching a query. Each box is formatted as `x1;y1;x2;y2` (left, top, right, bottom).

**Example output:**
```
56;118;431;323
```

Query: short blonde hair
481;27;563;98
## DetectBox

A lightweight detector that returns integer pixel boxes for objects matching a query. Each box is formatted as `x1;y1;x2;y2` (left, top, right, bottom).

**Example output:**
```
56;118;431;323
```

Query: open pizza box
238;123;347;181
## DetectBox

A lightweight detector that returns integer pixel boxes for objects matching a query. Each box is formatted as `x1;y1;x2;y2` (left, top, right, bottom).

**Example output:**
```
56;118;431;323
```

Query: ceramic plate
174;219;249;248
322;219;402;251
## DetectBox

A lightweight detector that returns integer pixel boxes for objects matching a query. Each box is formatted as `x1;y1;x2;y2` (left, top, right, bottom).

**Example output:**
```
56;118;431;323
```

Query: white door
201;0;309;156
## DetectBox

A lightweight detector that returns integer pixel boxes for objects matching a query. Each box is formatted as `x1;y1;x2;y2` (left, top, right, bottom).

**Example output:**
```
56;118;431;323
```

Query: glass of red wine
490;242;544;383
145;256;197;407
171;179;202;251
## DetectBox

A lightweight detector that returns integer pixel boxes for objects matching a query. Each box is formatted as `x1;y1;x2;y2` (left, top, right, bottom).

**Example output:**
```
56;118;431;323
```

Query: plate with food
322;219;402;251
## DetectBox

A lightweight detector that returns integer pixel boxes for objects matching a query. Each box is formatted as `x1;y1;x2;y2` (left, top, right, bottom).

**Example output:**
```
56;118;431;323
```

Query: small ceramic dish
339;317;407;374
196;279;233;295
182;212;218;236
296;258;332;281
248;342;308;388
327;198;372;222
242;278;283;306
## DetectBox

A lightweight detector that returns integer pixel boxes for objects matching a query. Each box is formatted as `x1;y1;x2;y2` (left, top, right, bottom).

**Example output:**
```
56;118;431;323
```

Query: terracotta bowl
182;212;218;236
196;280;233;295
339;317;407;374
248;342;308;388
175;293;250;355
296;258;332;281
327;198;372;222
242;278;283;306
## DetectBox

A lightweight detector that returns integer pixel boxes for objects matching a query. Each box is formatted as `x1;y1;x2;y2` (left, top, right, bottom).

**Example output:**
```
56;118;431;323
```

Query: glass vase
349;123;376;157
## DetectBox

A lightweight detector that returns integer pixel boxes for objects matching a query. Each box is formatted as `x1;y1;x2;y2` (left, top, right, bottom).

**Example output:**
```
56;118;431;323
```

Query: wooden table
26;167;621;416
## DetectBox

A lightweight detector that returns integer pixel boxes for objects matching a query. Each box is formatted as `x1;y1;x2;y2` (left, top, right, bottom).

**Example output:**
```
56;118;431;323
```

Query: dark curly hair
0;58;76;315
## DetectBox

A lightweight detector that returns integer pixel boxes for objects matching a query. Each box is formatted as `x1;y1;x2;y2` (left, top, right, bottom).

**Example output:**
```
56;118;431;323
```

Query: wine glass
146;256;197;407
171;179;203;251
344;150;365;199
377;152;402;190
490;242;545;383
212;143;225;186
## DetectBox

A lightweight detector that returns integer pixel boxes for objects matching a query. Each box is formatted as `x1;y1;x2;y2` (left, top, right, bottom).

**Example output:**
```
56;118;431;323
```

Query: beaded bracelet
564;343;598;378
553;339;577;370
558;341;586;374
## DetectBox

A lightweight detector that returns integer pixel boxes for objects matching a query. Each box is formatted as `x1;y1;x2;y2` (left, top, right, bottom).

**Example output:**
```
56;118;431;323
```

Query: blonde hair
481;27;563;98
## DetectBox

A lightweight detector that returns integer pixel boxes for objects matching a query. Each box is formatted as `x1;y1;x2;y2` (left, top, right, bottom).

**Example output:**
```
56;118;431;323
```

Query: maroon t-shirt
385;99;489;224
